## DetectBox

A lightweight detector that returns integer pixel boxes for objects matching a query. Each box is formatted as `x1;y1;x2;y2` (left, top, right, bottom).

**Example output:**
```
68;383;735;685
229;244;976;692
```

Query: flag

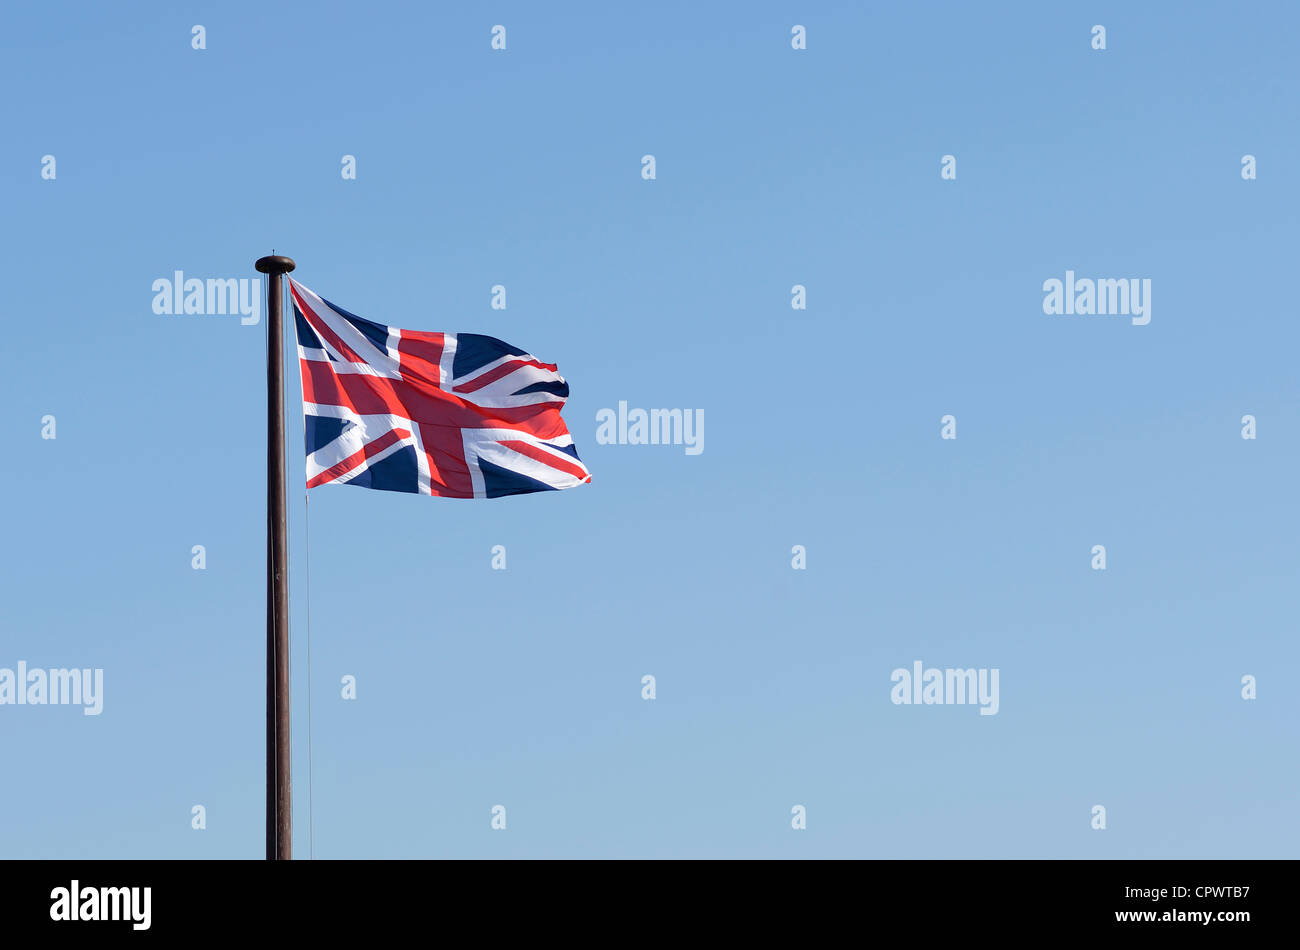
288;279;592;498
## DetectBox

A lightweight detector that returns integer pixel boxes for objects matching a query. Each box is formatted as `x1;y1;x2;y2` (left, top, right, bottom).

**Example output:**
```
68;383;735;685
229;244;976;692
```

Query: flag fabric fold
288;278;591;498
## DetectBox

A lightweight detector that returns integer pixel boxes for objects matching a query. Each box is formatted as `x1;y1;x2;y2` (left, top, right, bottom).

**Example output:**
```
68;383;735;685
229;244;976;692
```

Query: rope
305;487;315;859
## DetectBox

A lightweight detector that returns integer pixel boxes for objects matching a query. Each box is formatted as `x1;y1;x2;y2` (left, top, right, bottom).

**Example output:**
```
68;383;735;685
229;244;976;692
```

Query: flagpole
256;253;296;860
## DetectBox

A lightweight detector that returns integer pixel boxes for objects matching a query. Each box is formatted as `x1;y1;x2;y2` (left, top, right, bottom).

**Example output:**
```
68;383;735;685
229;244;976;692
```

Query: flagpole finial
256;255;296;274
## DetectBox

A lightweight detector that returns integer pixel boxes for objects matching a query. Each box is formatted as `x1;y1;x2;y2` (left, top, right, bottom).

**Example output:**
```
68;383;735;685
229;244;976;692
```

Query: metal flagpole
256;253;295;860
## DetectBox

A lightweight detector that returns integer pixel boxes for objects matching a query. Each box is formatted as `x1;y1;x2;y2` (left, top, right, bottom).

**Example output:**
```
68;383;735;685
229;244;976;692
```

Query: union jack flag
288;279;592;498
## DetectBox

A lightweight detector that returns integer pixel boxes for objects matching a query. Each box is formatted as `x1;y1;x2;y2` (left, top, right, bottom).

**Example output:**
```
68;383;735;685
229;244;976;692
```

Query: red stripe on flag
452;358;557;395
307;427;411;488
301;357;571;440
301;358;412;417
498;439;591;482
290;284;369;365
415;420;475;498
396;330;446;388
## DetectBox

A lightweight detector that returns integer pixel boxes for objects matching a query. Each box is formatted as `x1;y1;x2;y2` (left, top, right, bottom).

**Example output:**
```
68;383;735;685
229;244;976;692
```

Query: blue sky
2;1;1297;858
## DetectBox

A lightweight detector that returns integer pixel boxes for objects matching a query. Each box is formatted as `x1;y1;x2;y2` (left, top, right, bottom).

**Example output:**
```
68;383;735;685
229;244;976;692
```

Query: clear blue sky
2;1;1297;858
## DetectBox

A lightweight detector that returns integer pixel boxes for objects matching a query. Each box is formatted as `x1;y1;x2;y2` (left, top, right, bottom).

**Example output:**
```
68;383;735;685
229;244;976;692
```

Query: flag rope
304;487;315;860
288;271;317;861
280;270;315;860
